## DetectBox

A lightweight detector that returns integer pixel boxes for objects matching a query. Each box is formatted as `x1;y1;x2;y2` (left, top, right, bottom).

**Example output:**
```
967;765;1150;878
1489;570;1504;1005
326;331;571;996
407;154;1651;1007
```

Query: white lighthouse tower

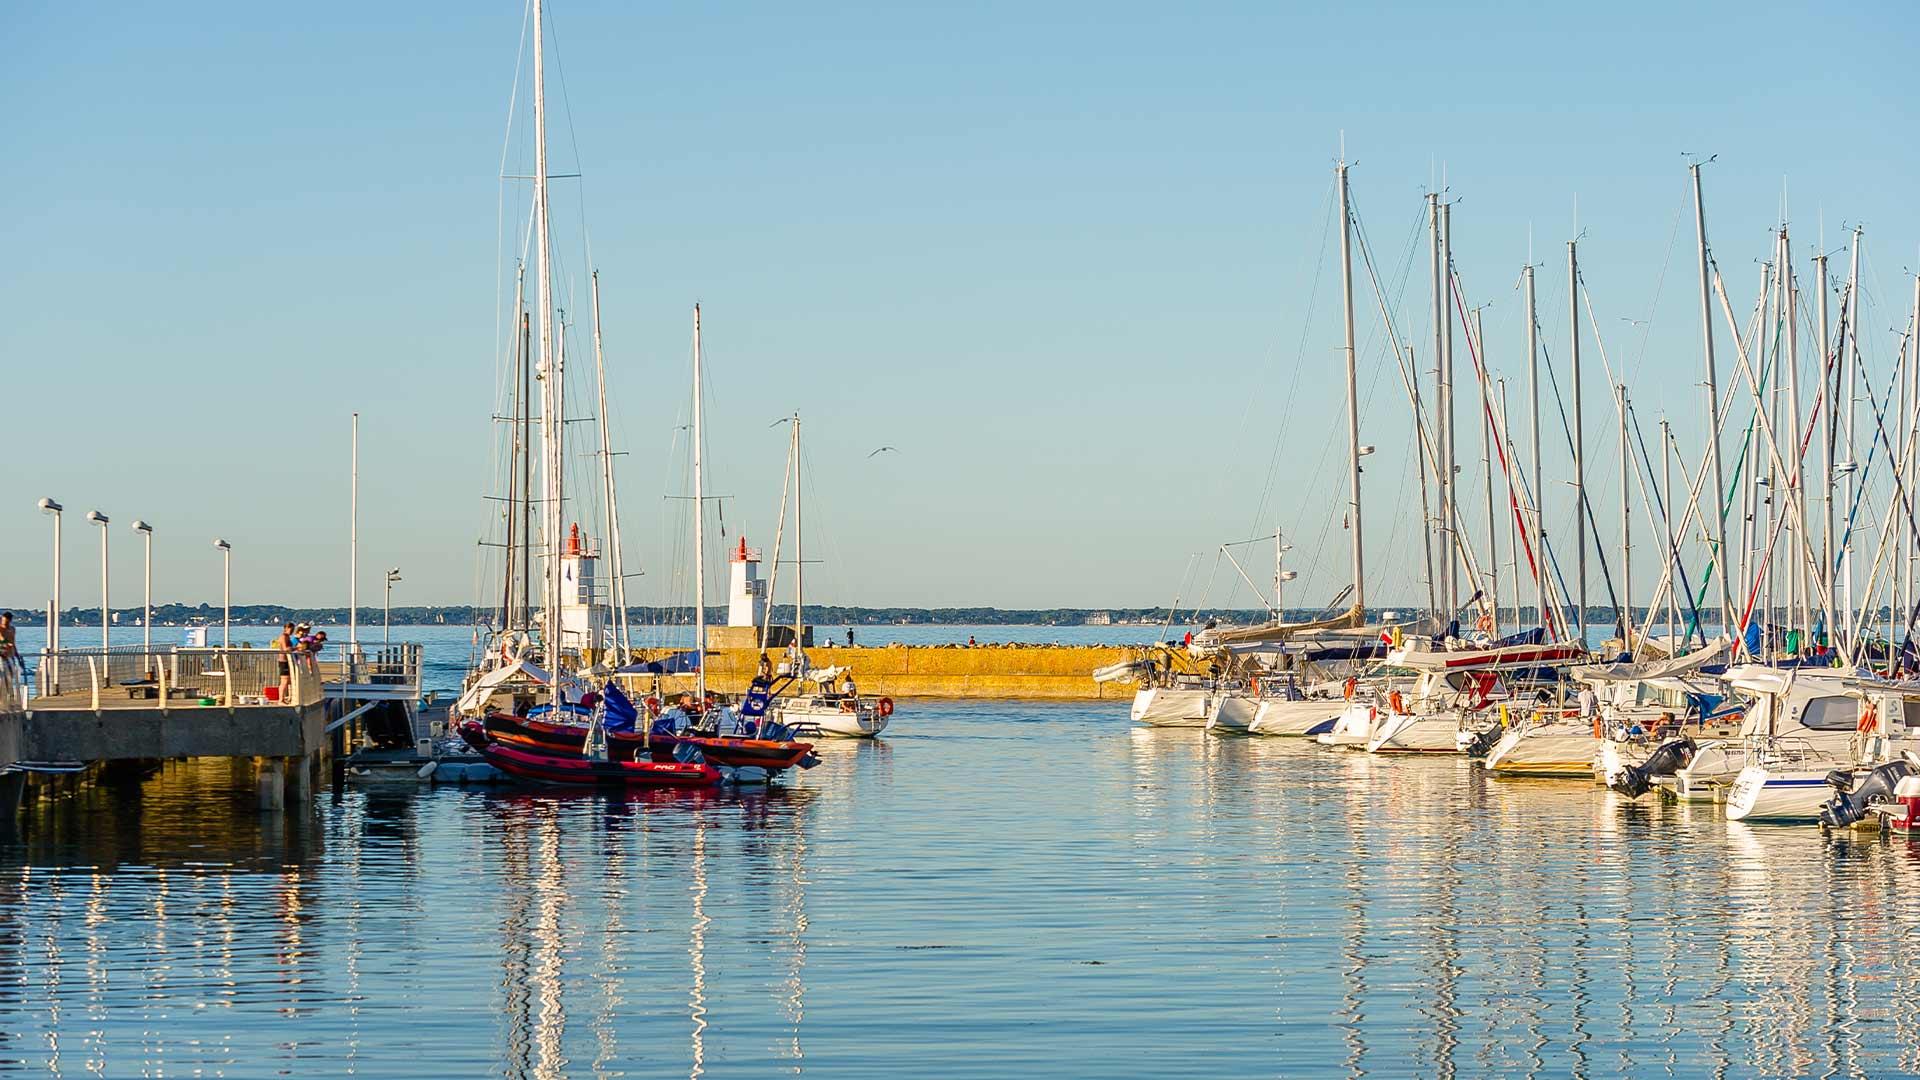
728;536;765;629
558;522;608;652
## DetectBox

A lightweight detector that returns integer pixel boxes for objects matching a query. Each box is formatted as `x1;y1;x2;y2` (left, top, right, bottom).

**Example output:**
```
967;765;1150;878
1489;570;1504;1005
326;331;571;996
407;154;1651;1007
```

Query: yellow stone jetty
628;644;1141;700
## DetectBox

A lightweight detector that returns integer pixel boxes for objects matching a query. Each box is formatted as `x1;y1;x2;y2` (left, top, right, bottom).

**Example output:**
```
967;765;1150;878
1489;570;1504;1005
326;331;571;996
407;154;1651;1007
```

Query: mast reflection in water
3;703;1920;1076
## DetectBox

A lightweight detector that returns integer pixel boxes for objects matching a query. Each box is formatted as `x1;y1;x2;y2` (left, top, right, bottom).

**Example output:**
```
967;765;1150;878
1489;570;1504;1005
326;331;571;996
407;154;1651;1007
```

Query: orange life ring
1475;611;1493;633
878;697;895;717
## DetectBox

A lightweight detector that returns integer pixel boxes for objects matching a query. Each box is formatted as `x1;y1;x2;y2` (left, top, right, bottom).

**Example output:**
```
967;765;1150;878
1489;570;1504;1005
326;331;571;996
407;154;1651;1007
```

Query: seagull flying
867;446;898;458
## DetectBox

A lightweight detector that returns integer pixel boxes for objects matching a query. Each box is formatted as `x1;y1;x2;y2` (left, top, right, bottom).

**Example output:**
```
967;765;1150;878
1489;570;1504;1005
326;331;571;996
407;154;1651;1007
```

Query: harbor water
4;629;1918;1076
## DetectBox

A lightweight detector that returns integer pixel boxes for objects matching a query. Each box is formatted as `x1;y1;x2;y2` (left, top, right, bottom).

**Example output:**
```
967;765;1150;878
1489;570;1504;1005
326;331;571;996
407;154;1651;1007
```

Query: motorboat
480;742;718;788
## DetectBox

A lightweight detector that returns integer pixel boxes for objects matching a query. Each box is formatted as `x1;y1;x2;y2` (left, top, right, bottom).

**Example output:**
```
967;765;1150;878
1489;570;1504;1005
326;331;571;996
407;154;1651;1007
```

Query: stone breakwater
634;644;1141;700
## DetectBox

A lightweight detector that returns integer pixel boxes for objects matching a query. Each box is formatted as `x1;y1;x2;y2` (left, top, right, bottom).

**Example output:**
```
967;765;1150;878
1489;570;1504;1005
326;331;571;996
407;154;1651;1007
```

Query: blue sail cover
617;651;702;676
602;682;639;733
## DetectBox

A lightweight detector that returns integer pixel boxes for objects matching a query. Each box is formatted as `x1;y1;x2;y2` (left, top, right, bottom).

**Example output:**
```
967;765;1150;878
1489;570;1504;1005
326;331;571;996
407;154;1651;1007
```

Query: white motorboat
774;693;890;738
1665;665;1858;803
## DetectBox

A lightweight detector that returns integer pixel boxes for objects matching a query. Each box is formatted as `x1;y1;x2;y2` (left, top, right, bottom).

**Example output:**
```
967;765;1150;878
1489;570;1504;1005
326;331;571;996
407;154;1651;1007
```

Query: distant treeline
0;601;1770;629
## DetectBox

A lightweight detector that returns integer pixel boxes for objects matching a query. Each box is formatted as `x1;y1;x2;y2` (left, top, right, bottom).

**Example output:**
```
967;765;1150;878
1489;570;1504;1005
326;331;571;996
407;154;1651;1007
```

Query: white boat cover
1569;639;1728;686
1092;659;1149;683
455;658;582;715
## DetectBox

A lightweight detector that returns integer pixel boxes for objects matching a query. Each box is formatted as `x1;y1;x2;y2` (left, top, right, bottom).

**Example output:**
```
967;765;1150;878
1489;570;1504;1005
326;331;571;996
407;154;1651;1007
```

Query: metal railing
314;642;423;701
32;645;323;710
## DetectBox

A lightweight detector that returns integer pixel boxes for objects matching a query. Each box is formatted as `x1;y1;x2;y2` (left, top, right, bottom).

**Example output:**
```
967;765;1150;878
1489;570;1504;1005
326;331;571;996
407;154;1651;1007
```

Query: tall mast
1781;227;1806;639
1440;200;1457;614
532;0;563;671
692;304;708;699
520;310;533;627
1526;263;1545;632
1906;275;1920;642
1569;239;1586;644
502;265;526;630
1273;527;1285;616
793;413;806;649
1817;251;1834;637
1501;376;1519;626
1689;162;1734;643
1338;161;1365;619
1662;419;1677;642
1411;345;1439;619
1429;194;1450;618
590;271;632;659
351;412;359;645
1843;227;1862;638
1617;383;1631;642
1475;308;1498;634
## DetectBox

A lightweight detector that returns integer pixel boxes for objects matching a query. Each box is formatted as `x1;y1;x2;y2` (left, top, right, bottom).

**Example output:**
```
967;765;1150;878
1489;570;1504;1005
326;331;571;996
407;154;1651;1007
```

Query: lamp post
86;510;109;650
213;539;232;648
38;499;62;656
384;568;401;644
132;520;153;656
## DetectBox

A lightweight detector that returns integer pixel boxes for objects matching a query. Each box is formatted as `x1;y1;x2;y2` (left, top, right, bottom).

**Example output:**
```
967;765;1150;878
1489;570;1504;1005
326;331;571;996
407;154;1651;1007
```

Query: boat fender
877;697;894;718
417;760;438;780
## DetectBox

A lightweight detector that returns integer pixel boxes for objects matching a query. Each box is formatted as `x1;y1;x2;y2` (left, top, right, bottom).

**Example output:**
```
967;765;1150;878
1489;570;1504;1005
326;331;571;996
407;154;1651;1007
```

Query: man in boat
841;672;858;699
757;653;773;681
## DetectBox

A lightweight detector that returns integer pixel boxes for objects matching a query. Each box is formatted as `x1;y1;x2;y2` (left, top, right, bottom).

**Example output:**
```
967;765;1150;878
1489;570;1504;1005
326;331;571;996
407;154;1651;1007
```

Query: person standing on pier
0;612;17;677
272;622;296;701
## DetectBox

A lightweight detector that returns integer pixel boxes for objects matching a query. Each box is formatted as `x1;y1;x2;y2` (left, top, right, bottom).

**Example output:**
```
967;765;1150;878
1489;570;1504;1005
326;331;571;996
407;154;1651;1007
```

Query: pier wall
634;645;1140;700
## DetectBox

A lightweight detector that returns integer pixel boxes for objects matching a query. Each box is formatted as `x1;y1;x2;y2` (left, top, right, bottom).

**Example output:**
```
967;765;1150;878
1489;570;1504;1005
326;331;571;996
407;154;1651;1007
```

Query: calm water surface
4;633;1919;1077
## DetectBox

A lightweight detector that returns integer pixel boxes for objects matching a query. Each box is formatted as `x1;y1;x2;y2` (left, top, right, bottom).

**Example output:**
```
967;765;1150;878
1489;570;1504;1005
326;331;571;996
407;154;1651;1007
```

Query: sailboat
1201;158;1382;736
761;414;893;738
449;0;726;789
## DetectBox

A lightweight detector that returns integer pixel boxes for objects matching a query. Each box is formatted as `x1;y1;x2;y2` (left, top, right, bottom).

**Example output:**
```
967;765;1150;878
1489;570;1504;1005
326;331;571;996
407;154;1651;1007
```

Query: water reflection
4;704;1920;1075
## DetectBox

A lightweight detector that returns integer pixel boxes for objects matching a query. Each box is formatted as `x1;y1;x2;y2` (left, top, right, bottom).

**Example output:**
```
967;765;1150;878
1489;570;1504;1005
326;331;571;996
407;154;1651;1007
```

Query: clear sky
4;1;1917;615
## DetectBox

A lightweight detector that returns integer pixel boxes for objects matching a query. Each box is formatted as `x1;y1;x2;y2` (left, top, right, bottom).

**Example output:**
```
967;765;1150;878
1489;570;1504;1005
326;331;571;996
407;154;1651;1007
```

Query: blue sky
4;1;1916;613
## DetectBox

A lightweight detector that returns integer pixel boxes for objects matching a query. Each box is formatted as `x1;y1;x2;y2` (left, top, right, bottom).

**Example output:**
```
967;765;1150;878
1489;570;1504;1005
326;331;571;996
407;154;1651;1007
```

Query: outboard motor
1608;736;1696;799
1459;725;1503;758
1818;758;1920;828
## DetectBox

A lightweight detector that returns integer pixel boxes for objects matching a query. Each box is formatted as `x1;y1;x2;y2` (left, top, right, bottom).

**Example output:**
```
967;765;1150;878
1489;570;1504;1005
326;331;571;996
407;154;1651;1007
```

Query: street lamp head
86;510;108;526
213;538;231;552
38;497;63;514
132;520;152;534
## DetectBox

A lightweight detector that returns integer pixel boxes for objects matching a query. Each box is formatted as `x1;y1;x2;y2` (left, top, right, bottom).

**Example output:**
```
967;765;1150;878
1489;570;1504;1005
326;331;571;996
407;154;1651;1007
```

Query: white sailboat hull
1726;765;1832;823
1365;712;1469;754
1205;692;1258;734
1484;723;1600;777
1316;704;1376;748
1248;698;1345;737
1132;687;1210;727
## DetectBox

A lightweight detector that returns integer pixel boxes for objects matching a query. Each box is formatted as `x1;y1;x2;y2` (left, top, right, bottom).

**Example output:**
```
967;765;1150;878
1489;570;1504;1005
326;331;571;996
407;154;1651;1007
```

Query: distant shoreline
1;601;1664;629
